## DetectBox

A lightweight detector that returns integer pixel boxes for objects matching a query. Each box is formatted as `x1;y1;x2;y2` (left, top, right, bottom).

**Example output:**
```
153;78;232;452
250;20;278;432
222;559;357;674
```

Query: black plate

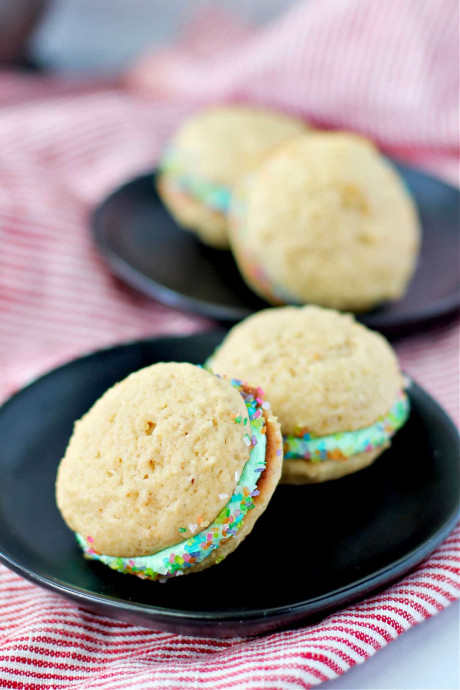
92;165;460;333
0;333;458;638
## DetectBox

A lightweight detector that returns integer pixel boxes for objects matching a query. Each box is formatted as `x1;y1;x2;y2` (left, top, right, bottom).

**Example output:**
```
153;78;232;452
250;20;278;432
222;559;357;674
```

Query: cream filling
284;391;410;462
159;148;231;213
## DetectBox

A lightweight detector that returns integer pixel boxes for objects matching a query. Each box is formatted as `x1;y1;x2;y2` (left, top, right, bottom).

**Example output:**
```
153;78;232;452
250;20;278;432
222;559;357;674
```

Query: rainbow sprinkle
284;391;410;462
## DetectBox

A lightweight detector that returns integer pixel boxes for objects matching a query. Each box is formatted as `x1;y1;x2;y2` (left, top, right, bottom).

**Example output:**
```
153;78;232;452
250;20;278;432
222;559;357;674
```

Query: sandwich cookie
56;362;282;579
208;306;410;483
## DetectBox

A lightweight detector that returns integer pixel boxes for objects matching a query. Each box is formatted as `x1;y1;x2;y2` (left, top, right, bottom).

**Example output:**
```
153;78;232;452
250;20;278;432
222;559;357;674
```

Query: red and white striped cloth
0;0;459;687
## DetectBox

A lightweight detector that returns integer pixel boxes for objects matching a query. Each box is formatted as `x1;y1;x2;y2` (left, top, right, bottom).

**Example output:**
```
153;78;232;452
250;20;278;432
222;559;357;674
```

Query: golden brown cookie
56;362;282;578
229;132;420;310
209;306;410;483
157;105;307;248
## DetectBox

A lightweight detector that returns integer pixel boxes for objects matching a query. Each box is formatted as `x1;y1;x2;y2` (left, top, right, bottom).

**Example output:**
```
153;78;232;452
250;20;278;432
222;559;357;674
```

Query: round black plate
0;333;458;638
92;165;460;333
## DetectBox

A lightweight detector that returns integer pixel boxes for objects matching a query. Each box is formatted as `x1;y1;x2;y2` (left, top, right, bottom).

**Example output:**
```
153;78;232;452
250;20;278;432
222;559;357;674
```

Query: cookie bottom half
281;443;388;484
157;176;229;249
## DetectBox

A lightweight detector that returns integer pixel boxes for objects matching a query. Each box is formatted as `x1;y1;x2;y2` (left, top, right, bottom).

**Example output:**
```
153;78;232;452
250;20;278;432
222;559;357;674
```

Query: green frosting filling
159;147;231;213
77;379;267;580
284;391;410;462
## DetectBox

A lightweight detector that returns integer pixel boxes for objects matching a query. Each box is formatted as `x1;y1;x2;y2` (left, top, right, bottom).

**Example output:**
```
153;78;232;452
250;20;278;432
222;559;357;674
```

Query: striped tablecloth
0;0;458;687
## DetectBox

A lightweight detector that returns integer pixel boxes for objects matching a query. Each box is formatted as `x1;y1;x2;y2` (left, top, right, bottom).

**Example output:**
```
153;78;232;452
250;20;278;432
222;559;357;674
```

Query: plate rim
0;332;459;630
92;182;254;322
0;503;458;625
91;165;460;328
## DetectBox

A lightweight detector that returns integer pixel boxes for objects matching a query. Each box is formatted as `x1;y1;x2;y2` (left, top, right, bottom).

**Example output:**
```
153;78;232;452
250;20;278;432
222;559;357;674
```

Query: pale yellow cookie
56;362;282;578
158;105;307;248
209;306;410;483
157;178;228;248
229;132;420;310
282;446;387;484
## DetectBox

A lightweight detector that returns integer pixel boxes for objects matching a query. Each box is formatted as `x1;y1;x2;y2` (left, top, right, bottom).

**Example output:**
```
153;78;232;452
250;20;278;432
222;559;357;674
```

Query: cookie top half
229;132;420;310
162;105;307;186
209;306;403;436
56;363;252;557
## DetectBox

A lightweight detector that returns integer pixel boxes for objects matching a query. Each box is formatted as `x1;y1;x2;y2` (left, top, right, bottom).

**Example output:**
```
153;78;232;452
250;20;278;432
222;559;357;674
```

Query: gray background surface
32;0;293;74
